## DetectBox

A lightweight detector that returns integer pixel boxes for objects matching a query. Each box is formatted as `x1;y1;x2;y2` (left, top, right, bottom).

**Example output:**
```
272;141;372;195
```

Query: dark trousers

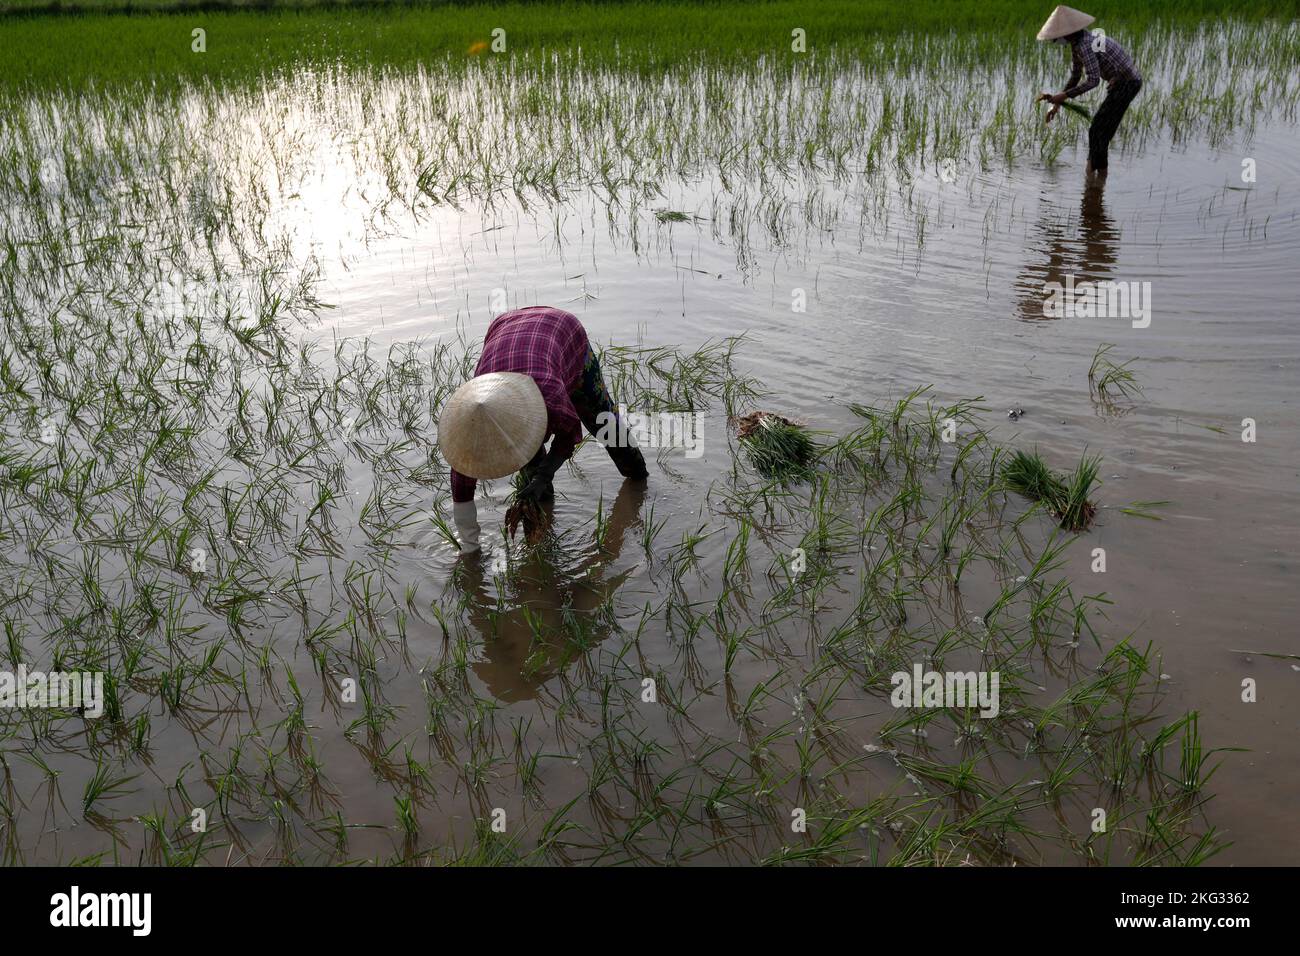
569;348;648;480
520;348;647;490
1088;78;1142;171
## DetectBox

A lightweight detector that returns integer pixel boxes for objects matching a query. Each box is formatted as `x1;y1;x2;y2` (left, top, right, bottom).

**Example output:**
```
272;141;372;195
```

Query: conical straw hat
1036;5;1094;41
439;372;548;479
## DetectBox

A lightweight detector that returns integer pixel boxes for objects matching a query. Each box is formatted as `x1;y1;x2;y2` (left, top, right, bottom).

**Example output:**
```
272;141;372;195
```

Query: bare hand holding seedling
505;475;554;542
1039;91;1065;124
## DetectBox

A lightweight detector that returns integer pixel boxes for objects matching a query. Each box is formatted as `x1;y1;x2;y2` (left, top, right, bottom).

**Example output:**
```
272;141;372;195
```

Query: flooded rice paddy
1;18;1297;864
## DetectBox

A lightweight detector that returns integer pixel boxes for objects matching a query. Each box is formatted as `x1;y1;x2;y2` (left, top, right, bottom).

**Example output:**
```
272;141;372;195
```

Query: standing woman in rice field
439;306;648;554
1036;5;1143;178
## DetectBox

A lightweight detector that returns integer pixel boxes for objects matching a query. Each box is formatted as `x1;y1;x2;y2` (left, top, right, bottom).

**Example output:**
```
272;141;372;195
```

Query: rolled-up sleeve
450;469;477;503
1065;52;1082;94
539;378;583;448
1064;43;1101;98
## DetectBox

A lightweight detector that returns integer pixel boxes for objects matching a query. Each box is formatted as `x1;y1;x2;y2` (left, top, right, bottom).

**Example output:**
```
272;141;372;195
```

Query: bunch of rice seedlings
1001;449;1100;531
504;470;553;542
732;411;816;482
1060;454;1102;531
1041;96;1093;121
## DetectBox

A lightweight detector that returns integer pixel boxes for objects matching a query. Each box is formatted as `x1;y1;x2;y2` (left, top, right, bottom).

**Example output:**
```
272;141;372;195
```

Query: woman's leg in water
571;347;648;479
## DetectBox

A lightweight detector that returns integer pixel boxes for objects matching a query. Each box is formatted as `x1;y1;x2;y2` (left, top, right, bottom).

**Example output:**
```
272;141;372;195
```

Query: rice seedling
82;757;140;813
1088;343;1143;401
1229;647;1300;661
1119;499;1170;520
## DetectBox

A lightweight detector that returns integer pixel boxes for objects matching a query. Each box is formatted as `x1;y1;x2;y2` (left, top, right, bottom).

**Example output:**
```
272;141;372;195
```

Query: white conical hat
1036;5;1094;41
439;372;547;479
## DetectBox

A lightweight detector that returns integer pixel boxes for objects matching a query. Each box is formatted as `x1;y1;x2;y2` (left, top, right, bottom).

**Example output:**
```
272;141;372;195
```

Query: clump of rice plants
504;471;553;543
732;411;816;482
1001;448;1100;531
1089;343;1143;401
1058;100;1093;120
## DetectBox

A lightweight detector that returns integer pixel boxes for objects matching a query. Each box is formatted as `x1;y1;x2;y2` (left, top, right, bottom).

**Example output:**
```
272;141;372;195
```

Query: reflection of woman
440;307;647;553
1016;180;1118;321
1078;179;1118;273
453;480;646;703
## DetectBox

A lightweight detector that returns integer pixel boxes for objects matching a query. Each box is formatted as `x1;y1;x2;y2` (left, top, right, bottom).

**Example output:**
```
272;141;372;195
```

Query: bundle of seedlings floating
1041;96;1093;121
1001;448;1100;531
1088;343;1143;401
732;410;816;482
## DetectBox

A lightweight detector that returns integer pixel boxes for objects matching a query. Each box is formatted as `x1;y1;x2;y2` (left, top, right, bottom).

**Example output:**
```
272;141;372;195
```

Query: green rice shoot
1089;343;1143;400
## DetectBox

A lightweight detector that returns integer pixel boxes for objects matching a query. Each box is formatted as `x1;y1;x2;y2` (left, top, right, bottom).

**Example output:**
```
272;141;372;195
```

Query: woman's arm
1064;44;1082;94
519;401;583;494
525;432;577;489
1063;42;1100;98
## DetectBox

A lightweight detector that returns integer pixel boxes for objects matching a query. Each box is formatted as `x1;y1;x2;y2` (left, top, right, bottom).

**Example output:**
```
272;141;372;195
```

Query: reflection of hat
1036;5;1094;41
438;373;547;479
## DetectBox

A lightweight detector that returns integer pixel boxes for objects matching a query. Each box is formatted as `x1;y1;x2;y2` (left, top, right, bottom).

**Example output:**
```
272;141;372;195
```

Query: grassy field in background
3;0;1298;89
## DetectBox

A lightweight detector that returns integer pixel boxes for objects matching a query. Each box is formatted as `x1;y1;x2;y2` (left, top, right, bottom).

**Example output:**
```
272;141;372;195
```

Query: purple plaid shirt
1064;30;1141;99
450;306;588;502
